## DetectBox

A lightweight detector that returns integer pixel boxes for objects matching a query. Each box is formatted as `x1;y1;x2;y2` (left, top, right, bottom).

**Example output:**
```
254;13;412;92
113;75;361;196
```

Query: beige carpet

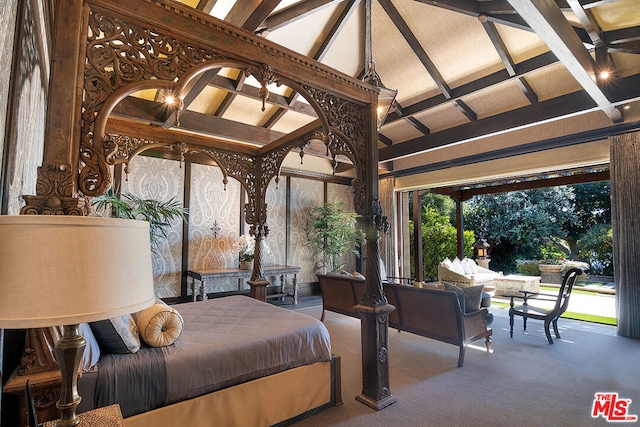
292;304;640;427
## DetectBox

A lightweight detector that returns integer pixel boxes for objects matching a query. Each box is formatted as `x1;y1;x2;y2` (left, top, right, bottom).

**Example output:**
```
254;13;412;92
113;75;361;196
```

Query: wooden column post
454;195;464;259
22;0;85;215
354;101;396;411
610;132;640;339
247;157;269;302
412;190;423;282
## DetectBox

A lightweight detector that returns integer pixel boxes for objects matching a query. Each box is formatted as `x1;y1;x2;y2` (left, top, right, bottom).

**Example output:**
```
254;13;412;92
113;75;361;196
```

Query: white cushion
137;304;184;347
460;258;473;275
472;273;499;283
440;257;454;270
451;257;466;275
78;323;100;371
466;257;479;274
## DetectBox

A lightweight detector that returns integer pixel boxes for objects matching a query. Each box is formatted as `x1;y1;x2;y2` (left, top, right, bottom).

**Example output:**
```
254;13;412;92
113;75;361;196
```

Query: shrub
517;260;540;276
561;260;590;281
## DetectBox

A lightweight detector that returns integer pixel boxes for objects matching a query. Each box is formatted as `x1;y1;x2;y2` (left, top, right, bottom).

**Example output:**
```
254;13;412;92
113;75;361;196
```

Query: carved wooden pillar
15;0;85;382
412;190;424;282
610;132;640;339
247;157;270;302
248;223;269;302
354;101;396;410
355;201;397;410
22;0;85;215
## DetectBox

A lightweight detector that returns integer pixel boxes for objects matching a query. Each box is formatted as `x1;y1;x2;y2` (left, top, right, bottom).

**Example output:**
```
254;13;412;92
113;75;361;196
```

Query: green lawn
490;300;617;326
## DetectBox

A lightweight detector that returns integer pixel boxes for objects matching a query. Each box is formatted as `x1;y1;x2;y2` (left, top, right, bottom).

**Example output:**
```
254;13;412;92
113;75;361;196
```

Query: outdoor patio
491;283;616;324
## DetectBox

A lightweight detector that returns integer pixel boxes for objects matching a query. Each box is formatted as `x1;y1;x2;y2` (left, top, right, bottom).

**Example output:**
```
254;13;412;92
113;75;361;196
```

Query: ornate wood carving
302;84;367;213
21;164;84;215
81;8;218;197
18;328;59;376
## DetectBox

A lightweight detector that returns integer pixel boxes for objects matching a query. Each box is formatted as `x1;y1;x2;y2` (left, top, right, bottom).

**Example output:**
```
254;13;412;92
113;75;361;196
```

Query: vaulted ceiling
110;0;640;190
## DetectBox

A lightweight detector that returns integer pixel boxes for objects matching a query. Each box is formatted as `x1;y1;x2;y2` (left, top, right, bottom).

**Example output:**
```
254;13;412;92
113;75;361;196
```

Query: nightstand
3;368;63;426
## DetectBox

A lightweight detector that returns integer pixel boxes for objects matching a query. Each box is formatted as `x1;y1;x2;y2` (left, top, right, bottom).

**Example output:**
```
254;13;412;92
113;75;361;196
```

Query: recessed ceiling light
623;105;631;110
599;71;610;79
165;95;176;105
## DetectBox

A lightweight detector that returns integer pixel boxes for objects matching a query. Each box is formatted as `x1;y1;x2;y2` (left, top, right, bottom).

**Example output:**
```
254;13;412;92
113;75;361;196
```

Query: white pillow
451;257;466;275
440;257;454;270
466;257;479;274
137;304;184;347
460;258;473;275
78;323;100;372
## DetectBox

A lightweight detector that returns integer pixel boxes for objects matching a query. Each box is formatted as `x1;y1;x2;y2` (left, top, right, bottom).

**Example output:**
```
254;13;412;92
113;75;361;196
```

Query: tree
464;187;576;273
410;193;474;280
564;182;612;273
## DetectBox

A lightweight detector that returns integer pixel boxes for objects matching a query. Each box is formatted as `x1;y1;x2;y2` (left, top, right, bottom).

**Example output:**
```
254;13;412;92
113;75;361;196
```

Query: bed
77;296;340;427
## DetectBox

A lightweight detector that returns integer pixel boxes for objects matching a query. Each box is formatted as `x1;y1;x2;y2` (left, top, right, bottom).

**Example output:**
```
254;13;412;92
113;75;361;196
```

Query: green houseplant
91;188;188;254
304;201;362;273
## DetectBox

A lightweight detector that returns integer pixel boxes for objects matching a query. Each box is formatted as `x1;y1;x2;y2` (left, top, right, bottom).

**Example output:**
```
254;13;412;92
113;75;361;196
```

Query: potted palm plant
304;201;362;273
91;188;188;254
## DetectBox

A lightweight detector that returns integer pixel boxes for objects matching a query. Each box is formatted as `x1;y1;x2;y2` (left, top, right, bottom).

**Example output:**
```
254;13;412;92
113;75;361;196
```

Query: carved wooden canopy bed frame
18;0;398;420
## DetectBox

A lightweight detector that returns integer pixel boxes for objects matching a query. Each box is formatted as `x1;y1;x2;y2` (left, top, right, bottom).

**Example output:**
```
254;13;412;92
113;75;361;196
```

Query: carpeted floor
289;302;640;427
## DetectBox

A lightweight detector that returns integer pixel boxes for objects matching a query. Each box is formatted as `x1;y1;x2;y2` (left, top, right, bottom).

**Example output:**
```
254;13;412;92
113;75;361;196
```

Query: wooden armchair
506;268;583;344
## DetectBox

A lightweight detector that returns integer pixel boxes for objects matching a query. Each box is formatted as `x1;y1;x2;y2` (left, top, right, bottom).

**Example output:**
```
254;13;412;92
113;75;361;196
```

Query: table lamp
0;215;156;426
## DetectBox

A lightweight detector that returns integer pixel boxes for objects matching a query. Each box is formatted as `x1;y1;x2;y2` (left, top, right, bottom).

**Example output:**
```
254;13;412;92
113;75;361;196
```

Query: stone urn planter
538;264;563;284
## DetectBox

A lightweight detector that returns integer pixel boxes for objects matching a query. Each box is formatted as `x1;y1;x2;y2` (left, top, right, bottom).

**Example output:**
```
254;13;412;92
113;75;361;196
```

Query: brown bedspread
94;296;331;416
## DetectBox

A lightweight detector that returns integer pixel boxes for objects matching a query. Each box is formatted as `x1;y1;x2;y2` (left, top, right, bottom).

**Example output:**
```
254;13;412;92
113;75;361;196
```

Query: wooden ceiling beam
315;0;359;62
161;68;219;128
225;0;282;29
414;0;533;31
258;119;323;156
196;0;217;13
381;0;453;99
112;97;284;145
262;0;344;31
453;99;477;121
382;119;640;179
106;117;258;155
481;18;539;104
386;51;557;124
260;0;357;130
432;170;610;200
405;116;431;135
378;133;393;146
380;89;598;161
604;26;640;45
556;0;620;9
206;74;317;116
515;77;539;104
507;0;622;123
606;41;640;54
381;72;640;162
160;0;282;130
214;73;246;117
481;19;516;76
566;0;602;43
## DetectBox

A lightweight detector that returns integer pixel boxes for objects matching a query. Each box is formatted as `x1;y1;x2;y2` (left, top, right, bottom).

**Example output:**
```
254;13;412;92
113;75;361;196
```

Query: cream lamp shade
0;215;156;426
0;215;156;328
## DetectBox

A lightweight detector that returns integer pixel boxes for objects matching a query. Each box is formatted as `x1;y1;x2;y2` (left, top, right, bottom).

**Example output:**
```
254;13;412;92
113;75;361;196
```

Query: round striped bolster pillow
136;303;184;347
